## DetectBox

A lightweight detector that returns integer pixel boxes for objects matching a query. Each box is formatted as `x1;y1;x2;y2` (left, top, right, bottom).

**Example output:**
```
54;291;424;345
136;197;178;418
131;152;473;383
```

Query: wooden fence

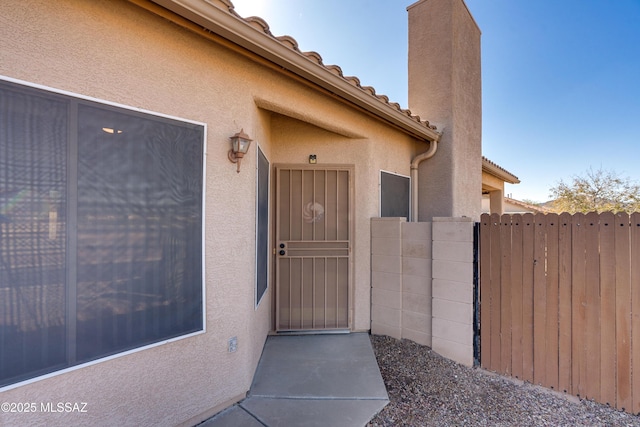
479;212;640;414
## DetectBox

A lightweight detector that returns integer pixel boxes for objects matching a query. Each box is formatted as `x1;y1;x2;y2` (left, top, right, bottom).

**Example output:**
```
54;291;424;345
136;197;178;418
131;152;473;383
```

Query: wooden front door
275;166;352;331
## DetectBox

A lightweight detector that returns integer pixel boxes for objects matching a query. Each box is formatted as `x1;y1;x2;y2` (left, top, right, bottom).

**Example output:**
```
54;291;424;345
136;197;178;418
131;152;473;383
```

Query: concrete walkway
199;333;389;427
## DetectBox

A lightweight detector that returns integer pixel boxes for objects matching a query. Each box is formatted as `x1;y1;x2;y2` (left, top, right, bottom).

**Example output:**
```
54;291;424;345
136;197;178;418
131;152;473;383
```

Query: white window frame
379;170;411;220
0;75;207;392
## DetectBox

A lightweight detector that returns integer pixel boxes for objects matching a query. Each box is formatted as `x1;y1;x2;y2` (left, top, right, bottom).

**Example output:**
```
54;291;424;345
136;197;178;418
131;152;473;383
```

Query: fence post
473;222;480;366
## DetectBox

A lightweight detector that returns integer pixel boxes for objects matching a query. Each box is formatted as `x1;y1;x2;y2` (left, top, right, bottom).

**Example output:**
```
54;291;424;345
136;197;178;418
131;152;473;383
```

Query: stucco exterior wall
408;0;482;221
269;113;420;332
371;218;433;346
0;0;424;424
371;217;475;367
431;217;475;367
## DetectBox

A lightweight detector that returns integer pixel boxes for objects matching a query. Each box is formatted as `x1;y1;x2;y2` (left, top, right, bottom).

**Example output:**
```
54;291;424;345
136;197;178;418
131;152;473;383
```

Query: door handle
279;250;286;256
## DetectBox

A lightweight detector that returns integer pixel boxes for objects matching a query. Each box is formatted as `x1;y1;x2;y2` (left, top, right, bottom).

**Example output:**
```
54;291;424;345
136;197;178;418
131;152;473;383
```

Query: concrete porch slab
250;333;388;400
199;333;388;427
240;397;388;427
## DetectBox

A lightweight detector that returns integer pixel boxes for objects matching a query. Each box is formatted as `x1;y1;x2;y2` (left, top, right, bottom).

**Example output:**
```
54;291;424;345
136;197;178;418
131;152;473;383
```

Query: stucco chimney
408;0;482;221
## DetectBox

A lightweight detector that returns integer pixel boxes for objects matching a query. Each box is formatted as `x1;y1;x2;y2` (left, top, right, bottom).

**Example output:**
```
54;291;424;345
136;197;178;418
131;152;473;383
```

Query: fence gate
479;212;640;414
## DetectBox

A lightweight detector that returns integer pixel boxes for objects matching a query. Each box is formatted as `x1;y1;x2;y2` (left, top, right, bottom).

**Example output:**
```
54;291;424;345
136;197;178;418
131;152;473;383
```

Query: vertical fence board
545;214;559;390
584;211;601;401
571;213;587;397
533;214;547;385
599;212;616;406
489;213;502;371
478;211;637;413
480;213;492;369
521;213;535;382
511;214;524;379
615;212;632;411
558;212;573;393
500;214;512;375
631;212;640;414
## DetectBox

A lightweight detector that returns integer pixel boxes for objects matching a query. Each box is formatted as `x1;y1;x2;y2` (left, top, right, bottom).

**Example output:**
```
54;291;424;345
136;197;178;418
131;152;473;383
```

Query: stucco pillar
408;0;482;221
431;217;474;367
371;217;404;340
489;189;504;214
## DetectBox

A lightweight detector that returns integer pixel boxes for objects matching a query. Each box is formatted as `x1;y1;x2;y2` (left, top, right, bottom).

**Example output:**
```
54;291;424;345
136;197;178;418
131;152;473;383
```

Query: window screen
256;146;269;306
0;79;204;387
380;171;410;219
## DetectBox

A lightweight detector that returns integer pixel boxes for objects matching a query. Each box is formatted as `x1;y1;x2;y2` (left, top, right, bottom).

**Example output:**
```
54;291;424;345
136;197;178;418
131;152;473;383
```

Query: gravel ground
367;335;640;427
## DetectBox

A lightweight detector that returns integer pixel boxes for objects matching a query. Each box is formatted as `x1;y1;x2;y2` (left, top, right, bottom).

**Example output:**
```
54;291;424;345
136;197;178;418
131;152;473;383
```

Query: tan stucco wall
482;171;507;193
371;218;433;346
268;105;421;331
0;0;424;424
370;217;475;367
431;217;475;367
408;0;482;221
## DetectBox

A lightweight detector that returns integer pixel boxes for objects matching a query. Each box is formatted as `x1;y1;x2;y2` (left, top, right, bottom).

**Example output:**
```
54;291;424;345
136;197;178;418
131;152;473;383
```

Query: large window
0;79;205;388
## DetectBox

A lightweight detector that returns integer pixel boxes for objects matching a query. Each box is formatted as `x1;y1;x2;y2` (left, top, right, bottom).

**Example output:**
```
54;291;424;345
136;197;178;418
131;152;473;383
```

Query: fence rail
479;212;640;414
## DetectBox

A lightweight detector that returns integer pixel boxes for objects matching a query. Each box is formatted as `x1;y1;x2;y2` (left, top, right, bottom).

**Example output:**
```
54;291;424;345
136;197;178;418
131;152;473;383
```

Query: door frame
272;163;355;332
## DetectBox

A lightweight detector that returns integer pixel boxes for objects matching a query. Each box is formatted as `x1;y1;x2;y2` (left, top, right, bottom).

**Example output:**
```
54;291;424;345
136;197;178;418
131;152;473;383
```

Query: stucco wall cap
433;217;475;222
148;0;441;142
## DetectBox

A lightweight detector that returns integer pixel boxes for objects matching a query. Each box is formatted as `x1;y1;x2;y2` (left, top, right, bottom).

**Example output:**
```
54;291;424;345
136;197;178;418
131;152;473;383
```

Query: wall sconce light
309;154;317;164
228;129;252;173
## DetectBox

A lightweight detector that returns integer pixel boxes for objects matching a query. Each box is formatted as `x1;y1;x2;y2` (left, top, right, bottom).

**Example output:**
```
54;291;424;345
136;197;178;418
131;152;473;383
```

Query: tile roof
219;0;437;132
504;197;553;214
482;156;520;183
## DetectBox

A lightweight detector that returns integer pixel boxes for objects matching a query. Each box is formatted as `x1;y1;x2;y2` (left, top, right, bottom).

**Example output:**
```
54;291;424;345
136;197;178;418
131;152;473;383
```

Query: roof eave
505;197;552;213
482;157;520;184
149;0;441;143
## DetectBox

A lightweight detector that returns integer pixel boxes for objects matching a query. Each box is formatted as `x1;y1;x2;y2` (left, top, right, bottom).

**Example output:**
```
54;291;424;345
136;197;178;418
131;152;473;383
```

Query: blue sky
232;0;640;202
